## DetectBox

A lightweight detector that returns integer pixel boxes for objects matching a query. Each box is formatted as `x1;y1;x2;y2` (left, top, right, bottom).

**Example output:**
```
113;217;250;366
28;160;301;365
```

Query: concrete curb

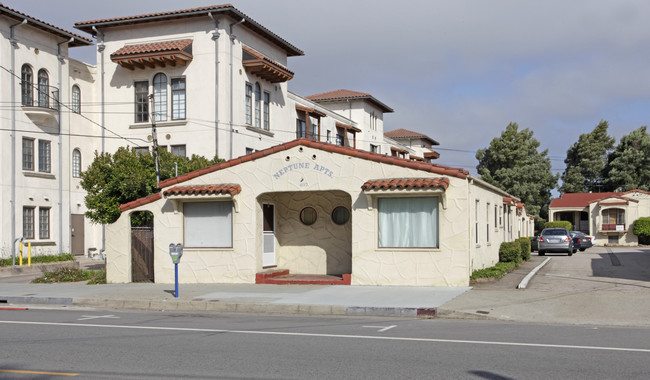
517;257;552;289
0;261;79;275
0;295;73;305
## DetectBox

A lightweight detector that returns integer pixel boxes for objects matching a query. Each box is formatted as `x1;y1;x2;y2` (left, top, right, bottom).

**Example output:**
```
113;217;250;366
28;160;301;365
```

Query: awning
111;39;193;70
361;177;449;209
243;45;294;83
164;184;241;212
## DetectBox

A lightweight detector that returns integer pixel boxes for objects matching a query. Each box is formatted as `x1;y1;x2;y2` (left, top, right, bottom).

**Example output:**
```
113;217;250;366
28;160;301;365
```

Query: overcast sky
6;0;650;178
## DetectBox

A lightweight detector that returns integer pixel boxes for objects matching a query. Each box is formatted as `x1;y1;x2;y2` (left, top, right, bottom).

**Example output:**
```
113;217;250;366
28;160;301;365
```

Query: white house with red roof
549;190;650;245
384;128;441;162
106;139;533;286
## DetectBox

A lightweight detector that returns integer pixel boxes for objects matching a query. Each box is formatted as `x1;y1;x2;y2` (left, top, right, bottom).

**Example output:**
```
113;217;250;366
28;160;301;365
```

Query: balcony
22;86;59;126
600;224;626;234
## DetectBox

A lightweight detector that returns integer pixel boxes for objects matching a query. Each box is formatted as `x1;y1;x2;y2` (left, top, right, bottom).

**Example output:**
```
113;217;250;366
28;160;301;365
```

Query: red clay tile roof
112;39;193;58
163;184;241;197
361;178;450;191
0;3;92;47
550;192;620;208
242;45;294;83
74;4;303;57
120;192;162;212
306;89;394;113
384;128;440;146
121;139;470;213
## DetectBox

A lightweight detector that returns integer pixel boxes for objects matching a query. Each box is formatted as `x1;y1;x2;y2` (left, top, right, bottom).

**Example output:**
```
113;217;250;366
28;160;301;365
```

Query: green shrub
0;253;74;267
471;261;519;280
31;267;106;284
499;241;522;263
544;221;572;231
517;237;531;261
633;217;650;245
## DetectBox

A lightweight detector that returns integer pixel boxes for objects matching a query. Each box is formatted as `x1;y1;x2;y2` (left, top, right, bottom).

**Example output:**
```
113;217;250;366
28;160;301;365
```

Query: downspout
9;18;27;266
229;18;245;160
207;13;220;159
93;26;106;253
57;37;74;254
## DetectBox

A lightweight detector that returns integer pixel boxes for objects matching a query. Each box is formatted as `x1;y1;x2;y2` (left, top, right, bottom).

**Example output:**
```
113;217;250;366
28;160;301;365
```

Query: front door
262;204;276;267
70;214;85;256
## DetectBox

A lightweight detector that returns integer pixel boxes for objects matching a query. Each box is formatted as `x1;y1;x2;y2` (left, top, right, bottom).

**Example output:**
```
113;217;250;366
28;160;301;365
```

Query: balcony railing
601;224;625;231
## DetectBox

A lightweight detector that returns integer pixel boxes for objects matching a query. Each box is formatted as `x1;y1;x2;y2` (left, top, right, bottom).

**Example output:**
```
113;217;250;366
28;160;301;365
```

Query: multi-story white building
1;4;100;259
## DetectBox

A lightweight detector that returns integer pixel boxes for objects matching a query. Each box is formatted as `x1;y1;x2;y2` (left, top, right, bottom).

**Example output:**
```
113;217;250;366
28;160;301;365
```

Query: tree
604;126;650;191
476;122;558;219
560;120;615;193
81;147;222;224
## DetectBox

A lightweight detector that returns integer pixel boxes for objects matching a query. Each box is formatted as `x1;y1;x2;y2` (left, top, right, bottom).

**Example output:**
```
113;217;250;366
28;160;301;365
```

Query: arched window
21;65;33;106
254;82;261;128
153;73;167;122
71;85;81;114
72;149;81;178
38;69;49;108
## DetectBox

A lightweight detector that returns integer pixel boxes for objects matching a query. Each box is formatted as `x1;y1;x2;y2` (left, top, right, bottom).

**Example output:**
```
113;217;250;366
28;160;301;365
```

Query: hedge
544;221;572;231
633;217;650;245
517;237;531;261
499;241;521;263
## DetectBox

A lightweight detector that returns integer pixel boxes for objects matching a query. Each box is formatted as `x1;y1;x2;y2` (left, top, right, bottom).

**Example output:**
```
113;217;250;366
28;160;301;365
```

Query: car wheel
539;250;545;256
579;248;586;251
568;250;573;256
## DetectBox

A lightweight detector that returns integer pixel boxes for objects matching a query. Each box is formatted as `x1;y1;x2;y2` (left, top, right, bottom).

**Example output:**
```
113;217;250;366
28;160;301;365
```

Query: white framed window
134;147;149;156
486;203;490;243
171;145;186;157
370;144;380;154
153;73;167;122
254;82;261;128
184;201;233;247
134;81;149;123
22;138;34;171
378;197;438;248
38;140;51;173
263;91;270;130
37;69;49;108
72;149;81;178
71;85;81;114
171;78;186;120
21;64;33;106
23;207;35;239
39;207;50;239
245;83;252;125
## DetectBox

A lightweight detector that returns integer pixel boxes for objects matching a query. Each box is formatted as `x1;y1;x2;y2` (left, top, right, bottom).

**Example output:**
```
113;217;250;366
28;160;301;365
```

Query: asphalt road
1;308;649;379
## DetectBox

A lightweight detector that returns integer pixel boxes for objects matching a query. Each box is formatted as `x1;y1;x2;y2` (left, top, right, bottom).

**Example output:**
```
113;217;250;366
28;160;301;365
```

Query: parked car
538;228;574;256
530;236;539;252
570;231;593;251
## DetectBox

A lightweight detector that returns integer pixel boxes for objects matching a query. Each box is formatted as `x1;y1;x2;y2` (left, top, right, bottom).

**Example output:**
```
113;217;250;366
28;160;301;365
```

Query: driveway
438;246;650;326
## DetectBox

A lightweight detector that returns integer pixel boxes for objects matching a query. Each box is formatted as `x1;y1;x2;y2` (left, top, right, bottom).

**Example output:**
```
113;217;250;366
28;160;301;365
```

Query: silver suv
538;228;574;256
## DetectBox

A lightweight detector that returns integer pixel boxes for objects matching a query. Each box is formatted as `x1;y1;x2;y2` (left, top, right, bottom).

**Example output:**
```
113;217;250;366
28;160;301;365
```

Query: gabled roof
75;4;303;57
0;3;92;47
361;178;450;192
163;184;242;197
306;89;394;113
549;191;649;208
384;128;440;146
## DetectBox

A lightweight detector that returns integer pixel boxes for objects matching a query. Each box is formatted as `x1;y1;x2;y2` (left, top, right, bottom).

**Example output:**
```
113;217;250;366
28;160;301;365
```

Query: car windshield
542;229;567;236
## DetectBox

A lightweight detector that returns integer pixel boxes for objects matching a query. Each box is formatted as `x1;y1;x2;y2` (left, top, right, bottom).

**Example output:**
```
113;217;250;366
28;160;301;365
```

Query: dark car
570;231;593;251
538;228;574;256
530;236;539;252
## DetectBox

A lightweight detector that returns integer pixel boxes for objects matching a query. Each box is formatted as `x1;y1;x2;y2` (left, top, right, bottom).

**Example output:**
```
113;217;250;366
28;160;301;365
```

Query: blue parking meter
169;243;183;297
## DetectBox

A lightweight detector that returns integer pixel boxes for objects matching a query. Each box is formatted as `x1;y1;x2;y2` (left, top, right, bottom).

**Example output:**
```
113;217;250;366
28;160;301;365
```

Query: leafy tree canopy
604;126;650;191
560;120;615;193
80;147;222;224
476;122;558;218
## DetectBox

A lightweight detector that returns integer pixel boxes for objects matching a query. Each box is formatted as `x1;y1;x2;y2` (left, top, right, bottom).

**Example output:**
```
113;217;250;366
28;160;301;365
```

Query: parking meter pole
174;263;179;298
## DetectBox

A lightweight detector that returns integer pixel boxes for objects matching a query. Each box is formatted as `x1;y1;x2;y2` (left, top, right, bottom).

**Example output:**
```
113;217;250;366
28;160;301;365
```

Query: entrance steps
256;269;351;285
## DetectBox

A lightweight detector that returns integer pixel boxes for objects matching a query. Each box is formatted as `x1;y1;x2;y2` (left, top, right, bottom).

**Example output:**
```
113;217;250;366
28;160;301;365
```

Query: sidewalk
1;250;649;326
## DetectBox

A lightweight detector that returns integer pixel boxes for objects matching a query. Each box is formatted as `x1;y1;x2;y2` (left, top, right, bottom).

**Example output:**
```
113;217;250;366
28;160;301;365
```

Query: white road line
363;325;396;332
77;314;120;321
1;320;649;353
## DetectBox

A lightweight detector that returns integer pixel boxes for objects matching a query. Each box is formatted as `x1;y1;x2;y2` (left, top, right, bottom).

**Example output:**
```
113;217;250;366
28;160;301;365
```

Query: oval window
300;207;317;226
331;206;350;225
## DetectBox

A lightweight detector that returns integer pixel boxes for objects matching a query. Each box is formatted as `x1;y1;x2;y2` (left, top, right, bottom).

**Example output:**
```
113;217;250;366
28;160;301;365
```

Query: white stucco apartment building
2;4;533;285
